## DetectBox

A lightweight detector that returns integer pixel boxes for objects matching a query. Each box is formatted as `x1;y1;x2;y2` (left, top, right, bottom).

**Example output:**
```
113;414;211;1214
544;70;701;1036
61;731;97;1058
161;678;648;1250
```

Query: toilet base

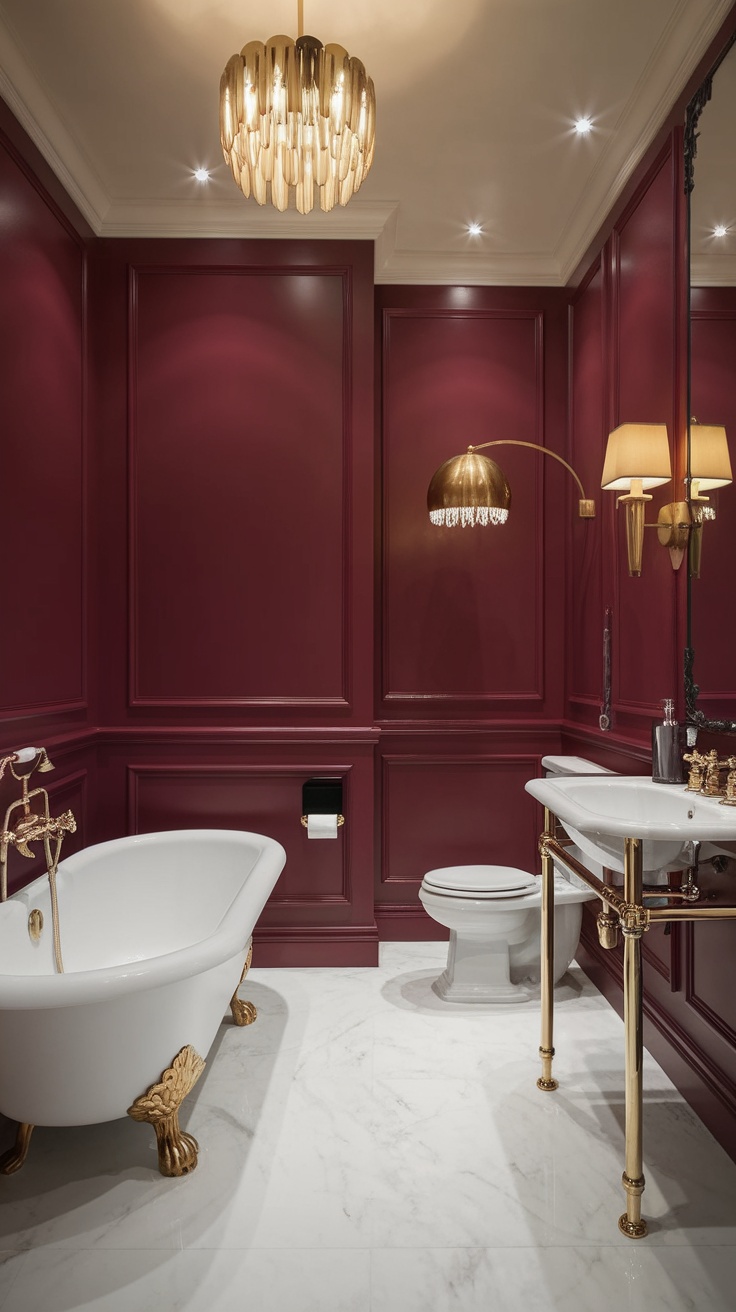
433;931;534;1004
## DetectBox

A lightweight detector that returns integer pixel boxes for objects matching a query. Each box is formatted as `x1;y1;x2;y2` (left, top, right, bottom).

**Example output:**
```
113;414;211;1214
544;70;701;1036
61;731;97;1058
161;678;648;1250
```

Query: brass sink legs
0;1122;34;1175
537;807;558;1092
619;836;647;1239
536;820;648;1237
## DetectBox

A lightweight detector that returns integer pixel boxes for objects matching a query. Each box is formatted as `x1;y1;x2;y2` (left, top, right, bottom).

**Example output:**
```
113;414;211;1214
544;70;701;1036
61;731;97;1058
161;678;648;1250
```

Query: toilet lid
422;865;537;896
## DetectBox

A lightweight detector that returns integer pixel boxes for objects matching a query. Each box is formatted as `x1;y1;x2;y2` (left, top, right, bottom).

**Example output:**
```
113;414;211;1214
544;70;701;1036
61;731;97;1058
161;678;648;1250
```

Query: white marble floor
1;942;736;1310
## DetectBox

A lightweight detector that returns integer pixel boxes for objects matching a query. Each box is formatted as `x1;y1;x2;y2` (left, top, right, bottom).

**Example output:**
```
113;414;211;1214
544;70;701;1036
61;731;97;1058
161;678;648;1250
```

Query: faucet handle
683;750;706;792
721;761;736;806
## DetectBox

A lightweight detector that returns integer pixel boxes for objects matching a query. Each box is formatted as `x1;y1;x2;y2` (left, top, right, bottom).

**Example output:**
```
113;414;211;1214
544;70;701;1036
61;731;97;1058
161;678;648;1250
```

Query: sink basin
525;775;736;875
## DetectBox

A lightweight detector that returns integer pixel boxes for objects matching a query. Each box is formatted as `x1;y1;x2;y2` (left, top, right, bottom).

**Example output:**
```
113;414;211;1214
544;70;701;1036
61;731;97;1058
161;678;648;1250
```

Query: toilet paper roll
306;813;339;839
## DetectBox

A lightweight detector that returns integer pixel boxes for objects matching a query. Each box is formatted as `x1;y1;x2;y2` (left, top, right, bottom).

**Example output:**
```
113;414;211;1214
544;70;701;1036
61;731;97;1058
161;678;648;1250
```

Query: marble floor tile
0;1247;371;1312
1;945;736;1311
369;1244;736;1312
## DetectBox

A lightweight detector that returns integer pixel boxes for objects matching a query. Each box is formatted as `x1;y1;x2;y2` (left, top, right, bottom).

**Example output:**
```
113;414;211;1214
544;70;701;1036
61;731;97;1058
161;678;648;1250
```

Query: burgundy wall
567;131;736;1163
566;137;686;745
690;288;736;722
375;286;571;935
86;238;378;963
0;100;95;893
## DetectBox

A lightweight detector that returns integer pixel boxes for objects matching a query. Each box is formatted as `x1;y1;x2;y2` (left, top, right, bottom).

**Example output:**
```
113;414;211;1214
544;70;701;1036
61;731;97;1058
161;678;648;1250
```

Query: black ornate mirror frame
684;29;736;733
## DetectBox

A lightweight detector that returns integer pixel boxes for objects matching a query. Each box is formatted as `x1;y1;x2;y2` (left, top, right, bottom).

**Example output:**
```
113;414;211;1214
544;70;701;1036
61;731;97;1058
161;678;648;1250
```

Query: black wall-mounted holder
300;777;345;828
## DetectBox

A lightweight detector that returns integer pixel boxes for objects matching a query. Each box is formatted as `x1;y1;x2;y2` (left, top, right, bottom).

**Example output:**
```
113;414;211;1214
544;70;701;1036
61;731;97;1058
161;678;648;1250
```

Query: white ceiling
0;0;732;284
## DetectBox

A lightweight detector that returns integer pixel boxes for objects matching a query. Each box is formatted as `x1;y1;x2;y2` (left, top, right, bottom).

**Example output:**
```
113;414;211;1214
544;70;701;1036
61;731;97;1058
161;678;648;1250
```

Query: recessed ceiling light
193;167;211;183
467;223;482;236
574;117;593;135
714;224;728;237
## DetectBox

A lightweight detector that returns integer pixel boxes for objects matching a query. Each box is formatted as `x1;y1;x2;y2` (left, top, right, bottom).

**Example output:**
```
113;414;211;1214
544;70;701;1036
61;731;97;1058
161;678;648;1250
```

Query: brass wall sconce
427;440;596;528
688;421;732;578
601;423;673;576
601;421;732;577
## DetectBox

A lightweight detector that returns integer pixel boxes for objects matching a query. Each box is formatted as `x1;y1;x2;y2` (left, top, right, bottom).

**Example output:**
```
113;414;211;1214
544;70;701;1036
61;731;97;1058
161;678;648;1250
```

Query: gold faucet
683;748;736;805
684;749;706;792
0;749;76;902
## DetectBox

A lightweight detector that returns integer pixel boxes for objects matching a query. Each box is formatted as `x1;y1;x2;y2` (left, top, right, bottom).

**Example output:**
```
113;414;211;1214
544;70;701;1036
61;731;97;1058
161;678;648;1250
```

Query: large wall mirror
686;31;736;733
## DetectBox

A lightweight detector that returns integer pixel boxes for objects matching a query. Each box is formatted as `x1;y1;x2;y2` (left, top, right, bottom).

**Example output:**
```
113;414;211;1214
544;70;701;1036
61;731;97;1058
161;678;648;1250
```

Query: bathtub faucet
0;747;76;902
2;809;77;861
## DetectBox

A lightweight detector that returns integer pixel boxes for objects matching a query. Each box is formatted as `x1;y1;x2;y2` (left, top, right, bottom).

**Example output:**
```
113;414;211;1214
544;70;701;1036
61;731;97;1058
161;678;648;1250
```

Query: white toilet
418;756;610;1003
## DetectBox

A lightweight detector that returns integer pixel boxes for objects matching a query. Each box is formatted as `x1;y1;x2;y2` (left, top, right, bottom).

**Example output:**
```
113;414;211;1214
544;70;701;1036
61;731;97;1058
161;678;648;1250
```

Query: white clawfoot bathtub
0;829;286;1132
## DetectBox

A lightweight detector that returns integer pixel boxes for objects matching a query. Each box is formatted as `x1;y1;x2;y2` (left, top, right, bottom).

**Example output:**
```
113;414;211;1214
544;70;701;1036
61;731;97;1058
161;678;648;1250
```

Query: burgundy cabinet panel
129;266;349;708
129;765;347;904
379;751;540;895
380;306;550;714
0;139;85;715
124;739;378;965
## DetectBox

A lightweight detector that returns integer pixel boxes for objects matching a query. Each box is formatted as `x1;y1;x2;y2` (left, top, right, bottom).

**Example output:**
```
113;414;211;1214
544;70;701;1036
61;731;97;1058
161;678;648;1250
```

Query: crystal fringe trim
429;507;509;527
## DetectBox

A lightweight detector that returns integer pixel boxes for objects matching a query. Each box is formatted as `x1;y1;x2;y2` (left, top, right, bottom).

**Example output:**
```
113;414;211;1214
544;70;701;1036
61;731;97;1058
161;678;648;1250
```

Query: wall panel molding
380;305;549;714
379;751;541;891
127;263;354;712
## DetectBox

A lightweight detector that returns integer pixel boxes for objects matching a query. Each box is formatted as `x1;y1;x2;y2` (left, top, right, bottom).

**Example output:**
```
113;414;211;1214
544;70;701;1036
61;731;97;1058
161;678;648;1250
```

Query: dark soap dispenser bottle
652;698;684;784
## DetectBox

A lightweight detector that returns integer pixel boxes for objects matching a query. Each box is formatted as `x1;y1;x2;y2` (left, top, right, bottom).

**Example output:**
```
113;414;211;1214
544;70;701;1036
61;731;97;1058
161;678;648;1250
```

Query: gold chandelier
219;1;376;215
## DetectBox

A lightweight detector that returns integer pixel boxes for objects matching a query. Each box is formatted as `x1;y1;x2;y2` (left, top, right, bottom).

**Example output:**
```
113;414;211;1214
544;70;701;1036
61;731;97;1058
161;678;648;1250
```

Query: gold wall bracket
127;1044;205;1177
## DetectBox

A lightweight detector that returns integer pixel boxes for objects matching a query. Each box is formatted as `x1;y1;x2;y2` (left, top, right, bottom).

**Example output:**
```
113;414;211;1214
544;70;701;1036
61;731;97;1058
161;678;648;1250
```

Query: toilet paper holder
300;777;345;829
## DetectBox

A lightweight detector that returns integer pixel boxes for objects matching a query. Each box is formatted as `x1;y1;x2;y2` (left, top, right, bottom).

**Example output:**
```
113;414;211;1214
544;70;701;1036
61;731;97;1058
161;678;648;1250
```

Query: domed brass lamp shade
427;452;511;527
219;1;375;215
427;441;595;528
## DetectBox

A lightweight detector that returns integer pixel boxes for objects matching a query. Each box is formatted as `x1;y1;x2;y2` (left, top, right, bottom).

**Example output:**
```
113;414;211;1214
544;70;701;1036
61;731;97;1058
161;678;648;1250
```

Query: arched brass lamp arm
468;441;595;517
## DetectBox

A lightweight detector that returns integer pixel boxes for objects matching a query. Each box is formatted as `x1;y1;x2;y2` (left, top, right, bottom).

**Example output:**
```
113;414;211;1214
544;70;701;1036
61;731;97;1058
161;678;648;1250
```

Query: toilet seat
421;865;538;899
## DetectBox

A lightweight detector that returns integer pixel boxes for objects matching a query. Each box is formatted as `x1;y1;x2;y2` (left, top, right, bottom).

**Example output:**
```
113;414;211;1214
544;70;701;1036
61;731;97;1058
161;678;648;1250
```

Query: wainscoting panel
377;737;546;937
122;740;377;965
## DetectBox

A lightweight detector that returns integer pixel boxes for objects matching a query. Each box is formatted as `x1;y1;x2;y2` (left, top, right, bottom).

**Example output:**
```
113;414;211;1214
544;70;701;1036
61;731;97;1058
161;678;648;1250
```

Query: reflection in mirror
687;33;736;731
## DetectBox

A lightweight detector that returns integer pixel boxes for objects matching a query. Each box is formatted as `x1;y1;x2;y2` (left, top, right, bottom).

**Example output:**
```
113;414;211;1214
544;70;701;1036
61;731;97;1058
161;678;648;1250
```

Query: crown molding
555;0;736;284
0;12;108;231
373;250;561;286
0;2;732;285
691;254;736;285
100;196;397;242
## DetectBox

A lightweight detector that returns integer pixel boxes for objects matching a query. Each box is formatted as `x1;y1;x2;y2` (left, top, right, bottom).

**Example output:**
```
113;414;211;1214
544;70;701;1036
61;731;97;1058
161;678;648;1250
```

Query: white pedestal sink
525;770;736;1241
525;775;736;875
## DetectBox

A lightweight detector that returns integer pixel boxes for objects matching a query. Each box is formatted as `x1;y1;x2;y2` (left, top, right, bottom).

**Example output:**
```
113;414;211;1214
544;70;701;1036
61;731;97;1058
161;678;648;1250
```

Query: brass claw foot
127;1045;205;1177
0;1122;34;1175
230;942;257;1026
